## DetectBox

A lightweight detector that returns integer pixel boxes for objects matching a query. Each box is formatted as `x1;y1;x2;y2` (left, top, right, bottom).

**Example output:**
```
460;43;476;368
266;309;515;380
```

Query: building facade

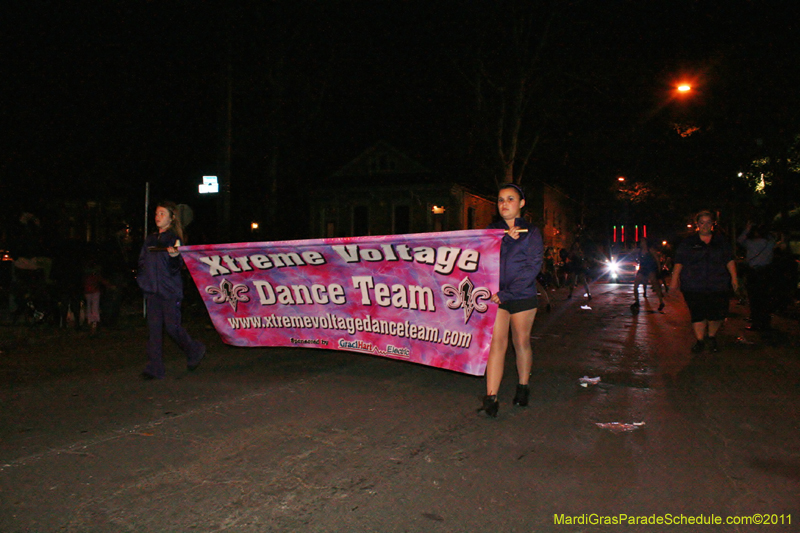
309;142;579;251
309;142;497;238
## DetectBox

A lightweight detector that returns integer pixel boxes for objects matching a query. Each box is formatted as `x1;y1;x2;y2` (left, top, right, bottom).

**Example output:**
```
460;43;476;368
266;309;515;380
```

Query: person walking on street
737;221;778;331
566;242;591;300
536;271;552;312
669;210;738;353
658;250;673;293
631;238;664;313
480;184;544;417
137;201;205;380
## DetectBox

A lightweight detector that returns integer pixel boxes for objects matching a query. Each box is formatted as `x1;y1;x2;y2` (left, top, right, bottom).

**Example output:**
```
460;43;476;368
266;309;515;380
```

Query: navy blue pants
144;294;205;378
747;266;774;329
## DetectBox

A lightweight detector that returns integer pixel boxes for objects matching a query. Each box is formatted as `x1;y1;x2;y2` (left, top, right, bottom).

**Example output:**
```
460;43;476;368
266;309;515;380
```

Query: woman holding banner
137;201;206;380
480;184;544;417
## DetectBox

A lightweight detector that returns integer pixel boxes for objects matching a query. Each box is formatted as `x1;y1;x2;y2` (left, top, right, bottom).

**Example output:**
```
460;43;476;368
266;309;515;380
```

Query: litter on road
595;422;646;433
579;376;601;387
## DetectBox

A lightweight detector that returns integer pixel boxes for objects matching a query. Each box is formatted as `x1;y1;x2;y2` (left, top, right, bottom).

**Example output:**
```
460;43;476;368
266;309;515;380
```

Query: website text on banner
180;230;503;376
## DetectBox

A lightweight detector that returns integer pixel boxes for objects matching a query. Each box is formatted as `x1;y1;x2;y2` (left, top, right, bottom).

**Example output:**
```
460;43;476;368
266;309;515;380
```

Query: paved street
1;282;798;532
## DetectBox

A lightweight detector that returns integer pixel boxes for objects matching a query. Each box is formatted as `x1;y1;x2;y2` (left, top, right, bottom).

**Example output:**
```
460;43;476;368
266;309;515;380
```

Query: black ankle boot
479;395;499;417
513;384;530;406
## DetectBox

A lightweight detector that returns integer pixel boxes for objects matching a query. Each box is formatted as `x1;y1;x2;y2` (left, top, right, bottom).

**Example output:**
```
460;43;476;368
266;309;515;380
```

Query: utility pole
143;181;149;317
220;45;232;243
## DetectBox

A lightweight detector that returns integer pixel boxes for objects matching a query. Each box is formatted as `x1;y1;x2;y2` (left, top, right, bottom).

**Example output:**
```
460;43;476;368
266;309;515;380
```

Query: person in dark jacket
737;221;778;331
631;238;664;312
565;241;591;300
137;201;205;379
669;210;738;353
480;184;544;417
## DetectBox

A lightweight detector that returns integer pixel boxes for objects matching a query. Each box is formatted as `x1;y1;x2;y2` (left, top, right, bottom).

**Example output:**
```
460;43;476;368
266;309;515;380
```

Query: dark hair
498;183;525;201
694;210;715;225
748;224;767;239
156;200;185;242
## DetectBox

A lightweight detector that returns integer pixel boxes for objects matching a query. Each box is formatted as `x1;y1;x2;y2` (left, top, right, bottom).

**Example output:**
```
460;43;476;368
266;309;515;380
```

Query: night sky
3;1;799;236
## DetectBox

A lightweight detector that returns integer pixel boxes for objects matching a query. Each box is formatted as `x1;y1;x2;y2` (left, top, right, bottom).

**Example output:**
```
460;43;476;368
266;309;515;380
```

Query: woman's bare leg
510;309;537;385
485;309;511;396
692;320;708;341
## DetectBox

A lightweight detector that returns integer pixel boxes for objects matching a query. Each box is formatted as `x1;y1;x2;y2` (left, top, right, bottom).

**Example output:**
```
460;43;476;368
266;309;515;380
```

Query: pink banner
180;230;502;376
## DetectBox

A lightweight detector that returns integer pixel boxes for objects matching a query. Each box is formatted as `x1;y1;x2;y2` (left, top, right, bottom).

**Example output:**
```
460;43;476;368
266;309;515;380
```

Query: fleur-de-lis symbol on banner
206;278;250;312
442;276;491;324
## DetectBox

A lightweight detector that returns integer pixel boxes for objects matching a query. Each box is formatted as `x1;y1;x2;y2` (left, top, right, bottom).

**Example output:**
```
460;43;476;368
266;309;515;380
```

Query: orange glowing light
677;84;691;92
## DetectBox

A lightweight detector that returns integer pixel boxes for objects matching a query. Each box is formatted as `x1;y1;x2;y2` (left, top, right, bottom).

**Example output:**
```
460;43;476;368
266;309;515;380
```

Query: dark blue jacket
487;218;544;303
674;232;734;292
137;230;184;298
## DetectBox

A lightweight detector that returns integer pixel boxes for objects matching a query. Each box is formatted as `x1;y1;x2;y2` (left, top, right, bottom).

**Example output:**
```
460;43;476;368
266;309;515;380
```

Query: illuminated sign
199;176;219;194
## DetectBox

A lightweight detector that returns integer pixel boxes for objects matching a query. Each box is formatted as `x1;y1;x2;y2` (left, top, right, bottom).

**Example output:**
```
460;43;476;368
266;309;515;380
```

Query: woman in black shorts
480;184;544;417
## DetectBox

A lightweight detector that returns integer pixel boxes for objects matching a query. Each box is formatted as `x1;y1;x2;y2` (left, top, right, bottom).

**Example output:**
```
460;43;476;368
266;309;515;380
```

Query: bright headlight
606;259;620;278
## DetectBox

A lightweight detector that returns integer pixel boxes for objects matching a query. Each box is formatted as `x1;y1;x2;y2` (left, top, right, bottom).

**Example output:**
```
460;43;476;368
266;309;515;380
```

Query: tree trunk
267;145;279;240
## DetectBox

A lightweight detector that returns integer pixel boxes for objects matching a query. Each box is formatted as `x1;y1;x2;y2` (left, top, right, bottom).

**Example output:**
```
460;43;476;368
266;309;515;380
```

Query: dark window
394;205;410;234
370;154;395;173
433;214;444;232
353;206;369;236
467;207;476;229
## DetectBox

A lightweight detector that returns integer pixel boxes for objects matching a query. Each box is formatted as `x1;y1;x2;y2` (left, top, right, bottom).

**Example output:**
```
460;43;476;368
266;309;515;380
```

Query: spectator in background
737;221;778;331
50;239;85;330
770;233;796;315
83;254;114;336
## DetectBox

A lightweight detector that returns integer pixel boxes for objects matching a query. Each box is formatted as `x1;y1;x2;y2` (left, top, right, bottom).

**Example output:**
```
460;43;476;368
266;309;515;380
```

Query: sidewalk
1;283;798;532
